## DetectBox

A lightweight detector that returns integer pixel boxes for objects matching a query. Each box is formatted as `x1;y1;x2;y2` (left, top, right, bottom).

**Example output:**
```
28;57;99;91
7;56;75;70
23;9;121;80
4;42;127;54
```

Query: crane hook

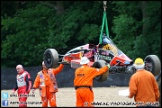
103;1;107;11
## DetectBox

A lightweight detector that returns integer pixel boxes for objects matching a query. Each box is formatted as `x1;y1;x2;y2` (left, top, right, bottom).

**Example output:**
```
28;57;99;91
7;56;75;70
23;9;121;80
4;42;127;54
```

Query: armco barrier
1;65;133;90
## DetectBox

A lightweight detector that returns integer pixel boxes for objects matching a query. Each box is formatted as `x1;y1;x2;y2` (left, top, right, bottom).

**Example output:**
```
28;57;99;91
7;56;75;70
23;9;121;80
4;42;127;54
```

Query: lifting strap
99;1;109;44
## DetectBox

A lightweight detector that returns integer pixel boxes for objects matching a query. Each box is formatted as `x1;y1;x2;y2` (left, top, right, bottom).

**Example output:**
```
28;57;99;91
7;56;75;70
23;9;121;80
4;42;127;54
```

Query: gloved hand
12;90;15;95
61;60;70;64
127;95;131;98
42;97;47;102
26;90;31;94
31;89;35;94
107;63;111;68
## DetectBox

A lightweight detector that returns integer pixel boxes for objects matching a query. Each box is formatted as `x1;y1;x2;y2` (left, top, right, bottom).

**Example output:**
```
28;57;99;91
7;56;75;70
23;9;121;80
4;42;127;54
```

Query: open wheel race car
43;1;161;105
43;35;161;82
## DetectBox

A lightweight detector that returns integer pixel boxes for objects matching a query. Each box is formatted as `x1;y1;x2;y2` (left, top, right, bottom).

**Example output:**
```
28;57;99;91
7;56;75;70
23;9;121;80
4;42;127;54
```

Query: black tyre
92;60;109;82
43;48;59;68
144;55;161;76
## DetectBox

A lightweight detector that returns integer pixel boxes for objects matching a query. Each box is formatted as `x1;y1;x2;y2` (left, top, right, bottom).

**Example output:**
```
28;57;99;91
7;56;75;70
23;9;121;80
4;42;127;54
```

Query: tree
1;1;106;67
2;1;160;68
1;2;55;67
111;1;161;60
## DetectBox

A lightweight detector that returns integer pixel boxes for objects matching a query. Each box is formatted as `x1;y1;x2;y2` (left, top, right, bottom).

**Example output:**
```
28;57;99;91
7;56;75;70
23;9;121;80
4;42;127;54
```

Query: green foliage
78;24;99;43
1;3;54;67
47;1;103;51
1;1;161;68
1;1;18;17
112;14;139;59
111;1;161;60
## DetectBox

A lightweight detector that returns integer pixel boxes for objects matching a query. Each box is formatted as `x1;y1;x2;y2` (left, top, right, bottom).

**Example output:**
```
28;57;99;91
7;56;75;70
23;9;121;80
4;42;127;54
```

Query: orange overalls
33;64;64;107
129;69;160;107
74;64;108;107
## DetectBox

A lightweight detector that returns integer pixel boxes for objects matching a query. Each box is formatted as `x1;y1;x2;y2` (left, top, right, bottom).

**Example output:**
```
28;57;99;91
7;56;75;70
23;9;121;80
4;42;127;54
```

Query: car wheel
144;55;161;76
92;60;109;82
43;48;59;68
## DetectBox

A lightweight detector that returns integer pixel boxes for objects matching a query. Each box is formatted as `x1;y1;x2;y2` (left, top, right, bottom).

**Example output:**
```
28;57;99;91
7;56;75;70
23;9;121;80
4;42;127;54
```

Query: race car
43;35;161;82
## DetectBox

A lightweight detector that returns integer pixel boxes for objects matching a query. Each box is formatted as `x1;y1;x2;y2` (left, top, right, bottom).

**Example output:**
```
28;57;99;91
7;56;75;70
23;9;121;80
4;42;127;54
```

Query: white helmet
80;57;90;65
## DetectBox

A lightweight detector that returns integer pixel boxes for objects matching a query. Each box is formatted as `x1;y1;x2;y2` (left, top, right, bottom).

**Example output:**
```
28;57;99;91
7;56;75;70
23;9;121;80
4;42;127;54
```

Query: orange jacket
129;69;160;104
33;64;64;97
74;65;108;87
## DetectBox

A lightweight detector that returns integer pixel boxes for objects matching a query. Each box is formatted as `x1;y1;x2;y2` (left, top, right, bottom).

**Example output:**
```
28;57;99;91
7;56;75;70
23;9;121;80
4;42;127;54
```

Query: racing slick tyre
43;48;59;68
144;55;161;76
92;60;109;82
